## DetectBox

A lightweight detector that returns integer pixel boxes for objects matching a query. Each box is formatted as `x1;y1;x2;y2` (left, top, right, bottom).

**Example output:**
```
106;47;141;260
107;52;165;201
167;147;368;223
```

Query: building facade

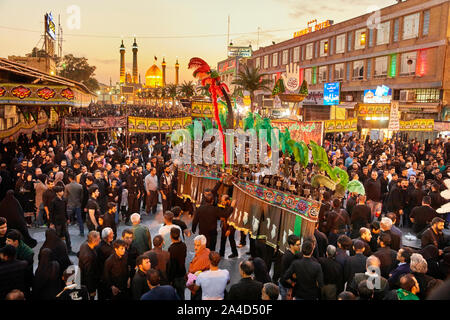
249;0;450;139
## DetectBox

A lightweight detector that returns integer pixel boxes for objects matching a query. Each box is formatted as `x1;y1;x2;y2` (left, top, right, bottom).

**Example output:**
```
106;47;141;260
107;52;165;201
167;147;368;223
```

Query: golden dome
145;64;163;87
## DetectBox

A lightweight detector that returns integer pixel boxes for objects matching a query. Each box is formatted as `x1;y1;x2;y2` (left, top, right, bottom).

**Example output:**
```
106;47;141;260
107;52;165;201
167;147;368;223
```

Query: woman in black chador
0;190;37;248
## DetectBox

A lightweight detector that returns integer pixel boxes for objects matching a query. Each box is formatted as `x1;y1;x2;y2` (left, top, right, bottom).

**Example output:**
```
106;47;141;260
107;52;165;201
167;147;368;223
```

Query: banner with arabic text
324;118;357;133
399;119;434;131
271;120;323;145
64;116;127;130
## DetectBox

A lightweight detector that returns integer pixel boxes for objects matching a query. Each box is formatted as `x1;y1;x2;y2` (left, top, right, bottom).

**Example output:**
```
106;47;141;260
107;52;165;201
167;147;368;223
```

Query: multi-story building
250;0;450;140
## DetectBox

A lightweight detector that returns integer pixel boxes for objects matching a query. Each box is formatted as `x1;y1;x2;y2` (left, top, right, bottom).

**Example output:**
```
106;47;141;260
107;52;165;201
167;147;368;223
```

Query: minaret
162;57;166;87
132;38;138;84
119;40;126;84
175;58;180;85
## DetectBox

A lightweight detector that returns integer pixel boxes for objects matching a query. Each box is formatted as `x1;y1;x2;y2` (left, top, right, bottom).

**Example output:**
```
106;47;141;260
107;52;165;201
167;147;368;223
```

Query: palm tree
232;65;272;113
196;85;210;98
178;81;195;99
166;83;179;107
152;87;161;105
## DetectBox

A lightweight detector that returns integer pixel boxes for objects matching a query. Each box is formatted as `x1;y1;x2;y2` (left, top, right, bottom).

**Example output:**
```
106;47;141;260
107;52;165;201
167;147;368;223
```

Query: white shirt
196;269;230;300
158;224;182;251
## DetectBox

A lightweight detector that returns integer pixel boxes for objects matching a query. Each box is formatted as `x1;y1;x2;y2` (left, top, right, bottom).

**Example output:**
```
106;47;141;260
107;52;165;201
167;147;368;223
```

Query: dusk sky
0;0;395;85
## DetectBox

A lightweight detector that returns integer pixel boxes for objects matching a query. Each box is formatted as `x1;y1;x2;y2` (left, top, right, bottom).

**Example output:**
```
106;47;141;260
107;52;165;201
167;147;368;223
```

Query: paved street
28;204;249;299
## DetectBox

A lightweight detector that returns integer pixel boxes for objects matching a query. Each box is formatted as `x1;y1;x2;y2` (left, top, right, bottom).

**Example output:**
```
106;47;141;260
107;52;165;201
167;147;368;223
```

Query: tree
58;54;100;92
178;81;195;99
232;65;272;112
196;85;210;98
166;84;179;107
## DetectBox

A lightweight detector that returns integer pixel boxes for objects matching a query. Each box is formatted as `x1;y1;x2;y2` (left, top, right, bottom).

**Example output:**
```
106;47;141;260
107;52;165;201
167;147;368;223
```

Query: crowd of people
70;103;190;119
0;128;449;301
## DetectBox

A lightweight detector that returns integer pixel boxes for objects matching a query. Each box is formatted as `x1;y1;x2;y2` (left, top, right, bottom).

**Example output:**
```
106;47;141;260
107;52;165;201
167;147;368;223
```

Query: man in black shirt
350;195;371;239
131;255;151;300
410;196;437;234
86;186;101;232
374;233;398;278
104;239;129;300
227;260;263;300
126;167;143;224
279;235;301;299
97;227;114;300
78;231;101;299
318;245;344;300
282;239;324;300
50;185;72;253
167;227;187;300
0;245;28;300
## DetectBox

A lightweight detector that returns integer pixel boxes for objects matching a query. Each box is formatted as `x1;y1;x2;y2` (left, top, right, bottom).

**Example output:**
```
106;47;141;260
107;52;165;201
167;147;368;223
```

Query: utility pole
227;15;230;54
257;27;260;49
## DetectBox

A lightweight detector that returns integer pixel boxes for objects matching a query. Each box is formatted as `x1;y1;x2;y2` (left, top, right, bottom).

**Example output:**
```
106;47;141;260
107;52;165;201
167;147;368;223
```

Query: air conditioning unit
399;90;415;102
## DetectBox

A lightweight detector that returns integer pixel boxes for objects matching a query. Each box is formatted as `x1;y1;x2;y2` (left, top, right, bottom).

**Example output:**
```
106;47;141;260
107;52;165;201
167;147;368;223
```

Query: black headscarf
0;190;37;248
252;257;272;284
33;248;61;300
40;228;72;274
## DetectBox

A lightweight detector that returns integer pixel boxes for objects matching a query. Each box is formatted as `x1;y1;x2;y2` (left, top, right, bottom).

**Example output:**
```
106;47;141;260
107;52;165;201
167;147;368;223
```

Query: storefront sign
227;46;252;58
64;116;127;130
323;82;340;105
293;20;333;38
399;119;434;131
302;90;324;105
363;85;392;104
191;101;213;118
434;121;450;132
324;118;357;133
358;104;390;117
218;59;236;74
388;101;400;131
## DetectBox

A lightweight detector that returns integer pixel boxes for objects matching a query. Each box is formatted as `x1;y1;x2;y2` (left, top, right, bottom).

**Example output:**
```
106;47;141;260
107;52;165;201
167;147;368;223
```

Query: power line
0;25;301;40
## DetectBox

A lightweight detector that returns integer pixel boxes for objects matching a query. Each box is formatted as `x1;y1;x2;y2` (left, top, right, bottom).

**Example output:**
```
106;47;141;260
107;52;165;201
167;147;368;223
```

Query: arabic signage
227;46;252;58
399;119;434;131
0;83;91;107
64;116;127;130
191;101;213;118
324;118;357;133
358;104;391;117
45;13;56;41
293;20;333;38
271;120;323;145
302;90;324;105
363;85;392;104
388;101;400;131
218;59;237;74
323;82;340;106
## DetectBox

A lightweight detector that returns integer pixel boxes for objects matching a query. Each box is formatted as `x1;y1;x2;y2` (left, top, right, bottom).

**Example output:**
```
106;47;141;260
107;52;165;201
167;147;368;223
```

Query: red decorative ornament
37;87;56;100
61;88;75;100
11;86;32;99
0;87;5;97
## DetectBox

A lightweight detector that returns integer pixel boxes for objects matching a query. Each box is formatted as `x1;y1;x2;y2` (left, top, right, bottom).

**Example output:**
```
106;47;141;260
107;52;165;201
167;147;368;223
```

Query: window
305;68;312;84
374;56;388;77
346;63;350;80
368;29;373;47
272;52;278;67
400;51;417;75
355;29;366;50
293;47;300;62
367;59;372;79
320;40;329;57
423;10;430;36
414;88;440;103
336;34;345;54
264;55;269;69
301;45;304;61
305;43;313;60
315;42;319;58
334;63;344;81
282;50;288;65
319;66;327;83
329;37;334;56
255;57;260;69
347;31;353;52
393;18;400;42
352;60;364;80
329;66;333;82
403;13;420;40
376;21;390;45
